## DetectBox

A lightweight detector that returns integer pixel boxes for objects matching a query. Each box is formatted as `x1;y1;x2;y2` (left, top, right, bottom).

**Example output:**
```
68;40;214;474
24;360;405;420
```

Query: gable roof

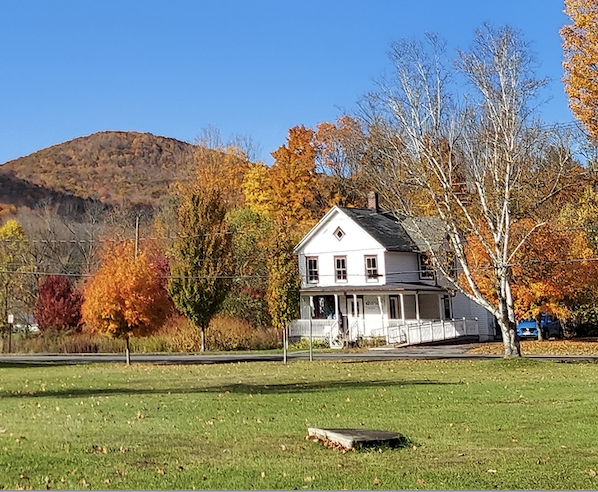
294;205;447;255
338;207;419;252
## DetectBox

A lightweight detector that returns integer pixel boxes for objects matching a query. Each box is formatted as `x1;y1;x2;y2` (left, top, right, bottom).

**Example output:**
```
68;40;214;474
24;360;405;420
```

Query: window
335;256;347;282
418;254;435;280
333;227;345;241
442;294;452;319
306;257;319;283
312;295;335;319
365;255;378;281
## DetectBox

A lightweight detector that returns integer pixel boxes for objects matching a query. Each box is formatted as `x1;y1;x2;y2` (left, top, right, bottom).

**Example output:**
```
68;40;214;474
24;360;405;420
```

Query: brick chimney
367;191;379;211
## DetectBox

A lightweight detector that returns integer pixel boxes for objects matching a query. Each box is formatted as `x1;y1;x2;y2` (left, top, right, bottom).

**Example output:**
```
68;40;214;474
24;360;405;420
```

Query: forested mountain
0;131;198;215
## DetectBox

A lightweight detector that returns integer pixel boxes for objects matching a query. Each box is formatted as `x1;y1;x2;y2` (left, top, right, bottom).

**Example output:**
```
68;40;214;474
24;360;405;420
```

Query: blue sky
0;0;572;166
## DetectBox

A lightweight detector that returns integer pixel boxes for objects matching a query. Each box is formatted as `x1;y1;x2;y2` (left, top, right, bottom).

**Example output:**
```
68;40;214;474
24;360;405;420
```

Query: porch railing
370;318;479;345
289;317;478;347
287;319;344;348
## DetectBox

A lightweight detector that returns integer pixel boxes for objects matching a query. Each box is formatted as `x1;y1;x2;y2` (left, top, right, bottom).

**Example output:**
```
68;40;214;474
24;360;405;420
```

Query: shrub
34;275;83;332
289;338;330;350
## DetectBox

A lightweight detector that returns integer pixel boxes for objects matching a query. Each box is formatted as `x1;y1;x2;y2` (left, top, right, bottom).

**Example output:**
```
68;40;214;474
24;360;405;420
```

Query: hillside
0;131;198;213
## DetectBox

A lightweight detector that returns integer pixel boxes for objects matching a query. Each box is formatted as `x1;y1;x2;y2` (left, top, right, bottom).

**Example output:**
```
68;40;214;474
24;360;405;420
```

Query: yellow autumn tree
194;130;251;210
242;163;276;217
81;242;171;364
562;0;598;138
559;186;598;333
0;219;36;329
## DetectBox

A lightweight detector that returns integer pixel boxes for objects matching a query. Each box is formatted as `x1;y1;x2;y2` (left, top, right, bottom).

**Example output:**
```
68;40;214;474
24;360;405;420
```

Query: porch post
308;295;314;351
399;294;405;322
439;295;444;320
353;293;358;338
334;294;340;324
415;292;420;320
377;295;387;344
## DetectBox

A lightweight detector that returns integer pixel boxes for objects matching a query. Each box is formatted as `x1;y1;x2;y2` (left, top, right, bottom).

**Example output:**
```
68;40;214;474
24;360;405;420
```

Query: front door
348;297;364;339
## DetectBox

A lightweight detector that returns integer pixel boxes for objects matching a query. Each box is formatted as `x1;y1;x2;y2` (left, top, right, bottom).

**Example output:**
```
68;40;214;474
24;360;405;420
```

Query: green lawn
1;358;597;490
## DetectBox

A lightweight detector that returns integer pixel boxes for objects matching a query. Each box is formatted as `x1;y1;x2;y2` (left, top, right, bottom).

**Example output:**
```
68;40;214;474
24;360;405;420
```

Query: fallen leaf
280;444;287;451
373;477;380;485
416;478;424;484
261;471;265;478
588;469;596;478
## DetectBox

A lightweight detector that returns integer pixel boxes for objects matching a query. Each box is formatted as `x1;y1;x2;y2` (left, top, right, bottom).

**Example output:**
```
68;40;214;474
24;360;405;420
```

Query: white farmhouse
290;195;496;347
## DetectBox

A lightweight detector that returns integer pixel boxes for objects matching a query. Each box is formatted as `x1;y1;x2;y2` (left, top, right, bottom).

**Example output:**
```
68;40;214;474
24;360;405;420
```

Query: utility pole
134;215;140;259
7;313;13;354
3;282;7;353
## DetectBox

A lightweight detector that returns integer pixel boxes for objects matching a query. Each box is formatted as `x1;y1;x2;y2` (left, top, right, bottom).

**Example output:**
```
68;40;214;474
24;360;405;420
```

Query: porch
288;317;479;348
292;284;479;348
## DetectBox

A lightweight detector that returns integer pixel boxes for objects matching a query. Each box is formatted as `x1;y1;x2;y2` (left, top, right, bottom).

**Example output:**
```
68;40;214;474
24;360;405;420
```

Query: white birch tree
359;25;587;357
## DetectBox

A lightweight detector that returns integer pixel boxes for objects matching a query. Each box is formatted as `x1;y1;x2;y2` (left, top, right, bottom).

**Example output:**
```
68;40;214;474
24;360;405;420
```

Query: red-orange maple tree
81;242;171;364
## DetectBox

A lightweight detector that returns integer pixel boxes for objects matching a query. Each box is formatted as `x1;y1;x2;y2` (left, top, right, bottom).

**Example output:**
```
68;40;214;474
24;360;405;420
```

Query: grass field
1;358;598;490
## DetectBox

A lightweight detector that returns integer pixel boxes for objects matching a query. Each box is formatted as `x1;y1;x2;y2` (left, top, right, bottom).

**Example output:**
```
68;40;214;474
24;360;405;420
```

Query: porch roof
300;282;445;295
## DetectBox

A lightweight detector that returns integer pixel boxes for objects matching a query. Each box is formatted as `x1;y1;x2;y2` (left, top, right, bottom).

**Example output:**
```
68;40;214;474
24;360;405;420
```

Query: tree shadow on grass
0;377;456;399
0;361;81;368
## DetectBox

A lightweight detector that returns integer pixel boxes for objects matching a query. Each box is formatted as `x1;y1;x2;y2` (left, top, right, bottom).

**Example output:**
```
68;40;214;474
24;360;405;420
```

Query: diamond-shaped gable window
334;227;345;241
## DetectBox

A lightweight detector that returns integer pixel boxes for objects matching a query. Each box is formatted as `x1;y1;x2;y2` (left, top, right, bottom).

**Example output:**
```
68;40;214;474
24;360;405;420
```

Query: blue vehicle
517;314;563;339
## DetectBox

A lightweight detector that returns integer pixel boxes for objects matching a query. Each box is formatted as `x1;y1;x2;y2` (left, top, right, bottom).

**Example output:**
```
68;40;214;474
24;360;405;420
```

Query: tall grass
3;315;281;354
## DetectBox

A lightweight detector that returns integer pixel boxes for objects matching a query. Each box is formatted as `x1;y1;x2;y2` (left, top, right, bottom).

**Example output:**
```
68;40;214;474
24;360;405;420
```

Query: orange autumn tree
315;116;369;208
269;125;320;227
561;0;598;139
462;219;598;341
81;242;171;364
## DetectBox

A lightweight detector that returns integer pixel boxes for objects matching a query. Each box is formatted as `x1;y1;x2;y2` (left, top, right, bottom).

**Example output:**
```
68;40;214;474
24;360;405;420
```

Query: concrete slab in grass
308;427;405;450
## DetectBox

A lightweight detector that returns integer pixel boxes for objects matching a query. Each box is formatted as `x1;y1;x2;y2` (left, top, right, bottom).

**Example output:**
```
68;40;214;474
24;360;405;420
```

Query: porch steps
307;427;406;450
